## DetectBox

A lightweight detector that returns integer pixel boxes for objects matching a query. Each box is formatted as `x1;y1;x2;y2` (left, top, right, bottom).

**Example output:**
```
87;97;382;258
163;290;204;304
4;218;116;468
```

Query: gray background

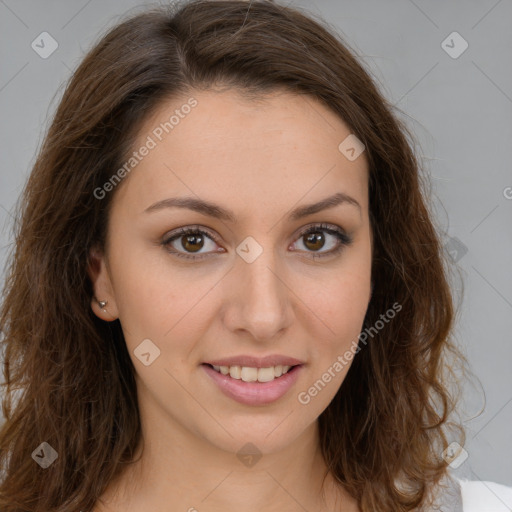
1;0;511;497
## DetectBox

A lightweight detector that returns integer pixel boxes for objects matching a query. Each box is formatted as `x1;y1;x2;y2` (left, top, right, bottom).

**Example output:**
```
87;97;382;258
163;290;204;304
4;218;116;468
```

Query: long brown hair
0;1;466;510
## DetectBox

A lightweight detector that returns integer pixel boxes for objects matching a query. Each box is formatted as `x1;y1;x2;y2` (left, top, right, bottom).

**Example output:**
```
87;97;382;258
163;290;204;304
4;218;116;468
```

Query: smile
210;364;293;382
201;363;303;406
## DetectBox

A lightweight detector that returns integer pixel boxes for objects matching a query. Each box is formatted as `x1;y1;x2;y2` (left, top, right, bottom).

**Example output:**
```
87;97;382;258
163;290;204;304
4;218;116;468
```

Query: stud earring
98;299;108;310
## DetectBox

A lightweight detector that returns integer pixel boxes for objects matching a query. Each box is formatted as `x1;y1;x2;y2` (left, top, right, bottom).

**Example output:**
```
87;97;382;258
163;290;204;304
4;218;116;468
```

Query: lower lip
201;364;303;406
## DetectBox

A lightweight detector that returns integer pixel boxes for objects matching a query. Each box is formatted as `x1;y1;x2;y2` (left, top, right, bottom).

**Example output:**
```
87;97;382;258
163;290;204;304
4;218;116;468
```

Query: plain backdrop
0;0;511;491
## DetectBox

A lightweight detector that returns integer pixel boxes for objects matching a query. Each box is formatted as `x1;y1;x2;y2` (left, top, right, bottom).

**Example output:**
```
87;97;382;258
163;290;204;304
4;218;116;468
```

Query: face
89;87;372;458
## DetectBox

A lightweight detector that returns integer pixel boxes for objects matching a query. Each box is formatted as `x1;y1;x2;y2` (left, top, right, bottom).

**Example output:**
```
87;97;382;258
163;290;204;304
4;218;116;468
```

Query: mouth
202;363;300;383
201;362;304;406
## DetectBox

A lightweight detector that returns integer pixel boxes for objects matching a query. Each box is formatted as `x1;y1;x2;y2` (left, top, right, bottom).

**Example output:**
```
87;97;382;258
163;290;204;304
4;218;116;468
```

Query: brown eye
291;223;353;259
163;227;223;260
181;233;205;253
303;232;326;251
162;223;352;262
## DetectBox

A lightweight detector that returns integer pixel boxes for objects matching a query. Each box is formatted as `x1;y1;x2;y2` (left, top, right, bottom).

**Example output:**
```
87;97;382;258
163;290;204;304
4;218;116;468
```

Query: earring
98;299;108;310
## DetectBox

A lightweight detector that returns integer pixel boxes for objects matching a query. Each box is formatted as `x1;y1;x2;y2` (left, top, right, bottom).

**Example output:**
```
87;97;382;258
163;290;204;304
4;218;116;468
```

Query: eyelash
162;223;353;261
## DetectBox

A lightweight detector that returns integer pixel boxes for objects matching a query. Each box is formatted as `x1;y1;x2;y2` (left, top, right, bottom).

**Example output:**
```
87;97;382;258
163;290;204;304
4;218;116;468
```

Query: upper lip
204;355;305;368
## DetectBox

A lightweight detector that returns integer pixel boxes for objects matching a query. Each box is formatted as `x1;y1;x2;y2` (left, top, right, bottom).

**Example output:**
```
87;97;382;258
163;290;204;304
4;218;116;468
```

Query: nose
221;245;294;343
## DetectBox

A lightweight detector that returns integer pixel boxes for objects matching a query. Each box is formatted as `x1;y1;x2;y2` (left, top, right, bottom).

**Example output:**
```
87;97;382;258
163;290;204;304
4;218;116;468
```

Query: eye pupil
304;232;325;251
182;234;204;252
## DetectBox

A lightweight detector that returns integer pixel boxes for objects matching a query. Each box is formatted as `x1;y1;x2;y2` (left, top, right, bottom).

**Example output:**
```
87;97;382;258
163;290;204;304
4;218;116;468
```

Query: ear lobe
87;246;119;321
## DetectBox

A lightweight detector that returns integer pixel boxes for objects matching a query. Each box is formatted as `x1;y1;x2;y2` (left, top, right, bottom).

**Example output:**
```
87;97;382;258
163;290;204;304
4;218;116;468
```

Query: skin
88;87;372;512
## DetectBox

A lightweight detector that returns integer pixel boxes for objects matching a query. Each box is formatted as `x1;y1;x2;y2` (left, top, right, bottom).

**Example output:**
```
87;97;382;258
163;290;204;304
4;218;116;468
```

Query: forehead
113;87;369;221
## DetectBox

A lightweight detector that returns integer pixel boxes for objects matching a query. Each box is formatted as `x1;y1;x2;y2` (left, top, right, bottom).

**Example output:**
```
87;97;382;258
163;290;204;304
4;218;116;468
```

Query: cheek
329;276;368;325
107;241;173;339
108;241;219;357
307;265;370;359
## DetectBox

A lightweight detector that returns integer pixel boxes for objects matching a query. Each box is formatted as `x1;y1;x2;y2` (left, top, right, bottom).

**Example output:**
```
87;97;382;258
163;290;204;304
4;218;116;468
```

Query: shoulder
456;477;512;511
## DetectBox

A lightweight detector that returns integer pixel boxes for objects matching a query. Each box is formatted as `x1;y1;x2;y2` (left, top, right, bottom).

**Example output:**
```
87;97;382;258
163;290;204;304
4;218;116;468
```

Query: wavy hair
0;1;466;510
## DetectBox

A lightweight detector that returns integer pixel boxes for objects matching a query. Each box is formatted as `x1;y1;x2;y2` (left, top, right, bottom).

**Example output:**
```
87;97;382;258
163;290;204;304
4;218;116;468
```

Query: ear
87;245;119;321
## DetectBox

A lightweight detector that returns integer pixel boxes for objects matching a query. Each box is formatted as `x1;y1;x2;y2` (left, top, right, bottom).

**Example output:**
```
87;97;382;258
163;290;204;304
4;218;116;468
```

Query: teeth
212;364;294;382
241;367;258;382
229;366;241;379
256;367;275;382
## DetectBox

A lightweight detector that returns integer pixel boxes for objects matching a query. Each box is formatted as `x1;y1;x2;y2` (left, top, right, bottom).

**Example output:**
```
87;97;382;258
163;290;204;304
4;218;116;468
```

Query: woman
0;1;510;511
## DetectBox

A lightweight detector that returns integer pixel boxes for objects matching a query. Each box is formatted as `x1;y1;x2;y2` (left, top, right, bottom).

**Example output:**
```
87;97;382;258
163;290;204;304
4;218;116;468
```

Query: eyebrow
144;192;361;223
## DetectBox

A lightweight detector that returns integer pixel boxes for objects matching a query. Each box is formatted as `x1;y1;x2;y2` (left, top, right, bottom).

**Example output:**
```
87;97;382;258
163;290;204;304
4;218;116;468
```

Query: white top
410;471;512;511
458;478;512;511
